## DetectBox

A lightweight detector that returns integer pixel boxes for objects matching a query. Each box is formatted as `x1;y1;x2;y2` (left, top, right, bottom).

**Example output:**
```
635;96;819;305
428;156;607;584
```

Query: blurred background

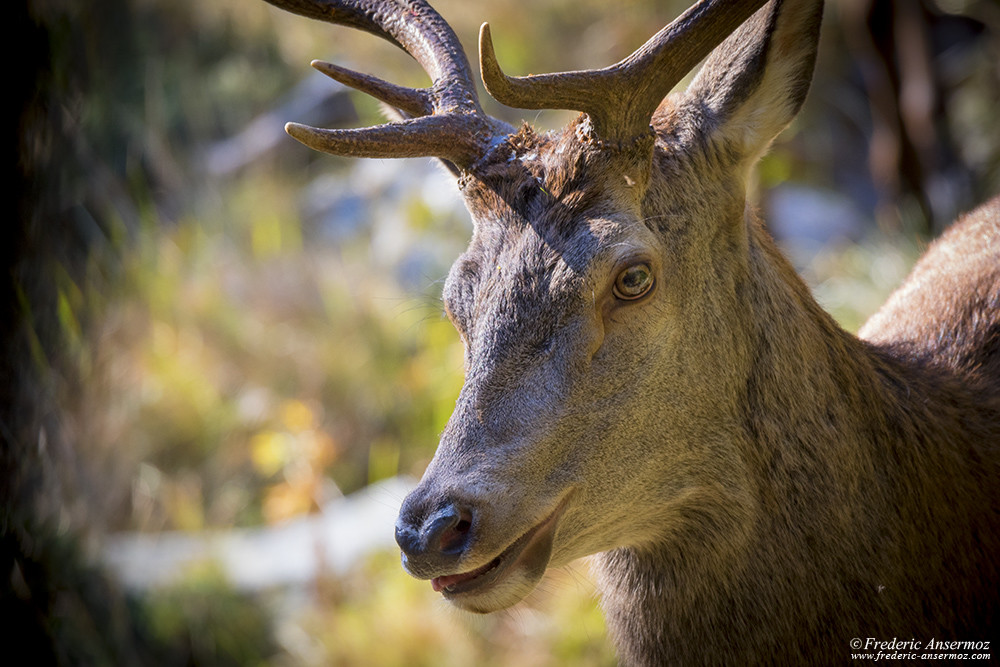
4;0;998;664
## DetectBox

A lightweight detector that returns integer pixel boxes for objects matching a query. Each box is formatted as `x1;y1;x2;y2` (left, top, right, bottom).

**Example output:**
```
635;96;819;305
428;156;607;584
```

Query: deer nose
395;502;474;575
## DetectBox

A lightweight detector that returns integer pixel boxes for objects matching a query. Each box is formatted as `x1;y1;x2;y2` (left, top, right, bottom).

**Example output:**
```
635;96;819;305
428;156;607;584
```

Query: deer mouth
430;497;570;605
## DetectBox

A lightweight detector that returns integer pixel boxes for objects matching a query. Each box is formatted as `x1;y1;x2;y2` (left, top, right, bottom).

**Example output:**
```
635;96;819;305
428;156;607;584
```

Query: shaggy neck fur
595;213;1000;666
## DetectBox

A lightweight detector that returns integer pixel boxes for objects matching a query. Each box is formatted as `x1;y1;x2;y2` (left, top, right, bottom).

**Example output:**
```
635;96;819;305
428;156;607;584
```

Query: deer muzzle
395;487;572;612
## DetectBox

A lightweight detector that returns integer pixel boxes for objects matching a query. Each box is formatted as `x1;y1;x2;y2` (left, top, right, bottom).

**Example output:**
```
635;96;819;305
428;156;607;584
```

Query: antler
264;0;512;169
479;0;769;142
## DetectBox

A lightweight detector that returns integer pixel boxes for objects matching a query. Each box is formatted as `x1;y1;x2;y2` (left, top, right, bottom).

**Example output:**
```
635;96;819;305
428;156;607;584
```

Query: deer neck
594;212;997;665
592;214;893;663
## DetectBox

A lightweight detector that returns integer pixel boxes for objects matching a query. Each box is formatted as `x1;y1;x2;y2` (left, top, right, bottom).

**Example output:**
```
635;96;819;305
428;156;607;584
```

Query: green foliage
288;552;615;666
98;177;466;528
133;565;277;667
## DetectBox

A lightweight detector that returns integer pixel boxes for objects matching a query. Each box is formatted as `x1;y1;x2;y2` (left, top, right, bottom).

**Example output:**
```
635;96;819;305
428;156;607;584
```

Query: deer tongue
431;557;499;592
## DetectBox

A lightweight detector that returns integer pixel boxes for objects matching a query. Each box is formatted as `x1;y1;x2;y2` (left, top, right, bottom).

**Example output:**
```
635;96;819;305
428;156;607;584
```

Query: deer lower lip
431;498;568;598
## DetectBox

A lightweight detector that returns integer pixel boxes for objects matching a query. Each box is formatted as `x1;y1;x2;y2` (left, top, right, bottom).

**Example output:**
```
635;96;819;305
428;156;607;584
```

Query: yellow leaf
250;430;290;477
280;399;316;433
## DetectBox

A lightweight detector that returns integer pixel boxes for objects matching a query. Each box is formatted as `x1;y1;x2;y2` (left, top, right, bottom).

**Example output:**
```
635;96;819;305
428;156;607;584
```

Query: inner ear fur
660;0;824;167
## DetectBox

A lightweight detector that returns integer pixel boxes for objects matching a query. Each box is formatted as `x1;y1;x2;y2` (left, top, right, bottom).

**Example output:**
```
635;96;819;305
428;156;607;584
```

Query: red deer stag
262;0;999;663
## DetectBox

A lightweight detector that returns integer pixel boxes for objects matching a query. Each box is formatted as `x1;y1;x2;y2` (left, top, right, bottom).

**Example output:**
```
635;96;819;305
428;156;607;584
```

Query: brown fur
585;3;1000;659
596;203;1000;664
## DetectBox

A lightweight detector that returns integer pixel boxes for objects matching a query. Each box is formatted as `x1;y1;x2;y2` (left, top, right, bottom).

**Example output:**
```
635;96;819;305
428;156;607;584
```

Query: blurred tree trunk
838;0;988;235
4;1;154;661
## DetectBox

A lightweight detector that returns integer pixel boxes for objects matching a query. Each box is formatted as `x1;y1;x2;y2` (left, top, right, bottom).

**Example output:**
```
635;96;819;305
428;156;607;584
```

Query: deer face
394;124;749;612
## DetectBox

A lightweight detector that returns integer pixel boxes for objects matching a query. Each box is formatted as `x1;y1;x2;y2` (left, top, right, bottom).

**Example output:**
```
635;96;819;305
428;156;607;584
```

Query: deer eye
613;263;654;301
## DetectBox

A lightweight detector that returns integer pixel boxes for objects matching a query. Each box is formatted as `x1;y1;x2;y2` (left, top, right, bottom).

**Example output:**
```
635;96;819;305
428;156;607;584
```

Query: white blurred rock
102;476;415;591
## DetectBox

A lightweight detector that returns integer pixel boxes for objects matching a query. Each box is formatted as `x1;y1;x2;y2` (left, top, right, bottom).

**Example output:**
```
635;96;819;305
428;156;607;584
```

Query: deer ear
672;0;823;164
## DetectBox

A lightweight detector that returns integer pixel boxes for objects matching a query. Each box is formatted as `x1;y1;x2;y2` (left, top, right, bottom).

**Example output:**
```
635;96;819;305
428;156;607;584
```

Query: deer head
265;0;823;613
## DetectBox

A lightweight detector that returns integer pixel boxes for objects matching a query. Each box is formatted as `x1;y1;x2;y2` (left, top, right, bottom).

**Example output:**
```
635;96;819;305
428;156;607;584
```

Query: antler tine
264;0;509;168
311;60;433;118
285;114;492;165
480;0;769;142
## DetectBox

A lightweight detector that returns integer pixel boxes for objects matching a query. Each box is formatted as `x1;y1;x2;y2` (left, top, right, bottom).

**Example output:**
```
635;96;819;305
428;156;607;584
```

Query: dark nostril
439;514;472;554
425;504;473;555
396;500;475;563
